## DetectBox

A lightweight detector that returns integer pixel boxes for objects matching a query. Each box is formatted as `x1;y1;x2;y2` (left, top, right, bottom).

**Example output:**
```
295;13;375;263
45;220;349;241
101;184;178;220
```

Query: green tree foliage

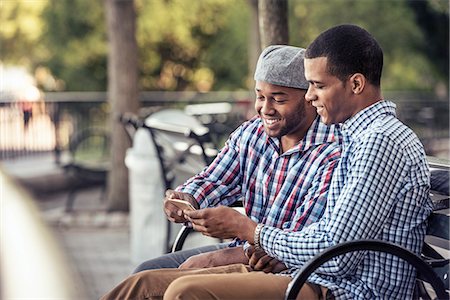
41;0;107;91
37;0;250;91
136;0;249;91
408;0;449;83
0;0;47;68
3;0;448;93
288;0;449;91
200;1;250;90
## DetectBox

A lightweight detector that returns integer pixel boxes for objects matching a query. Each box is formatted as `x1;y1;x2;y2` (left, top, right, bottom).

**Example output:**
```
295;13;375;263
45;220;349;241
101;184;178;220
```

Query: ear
349;73;366;94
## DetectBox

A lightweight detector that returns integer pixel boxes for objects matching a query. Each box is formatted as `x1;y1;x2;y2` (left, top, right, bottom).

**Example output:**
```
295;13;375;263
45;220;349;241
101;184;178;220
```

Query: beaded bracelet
254;223;264;250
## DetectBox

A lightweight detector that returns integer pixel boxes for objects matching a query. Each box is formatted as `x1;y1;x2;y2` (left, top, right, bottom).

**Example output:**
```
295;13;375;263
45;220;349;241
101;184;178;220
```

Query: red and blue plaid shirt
177;115;341;236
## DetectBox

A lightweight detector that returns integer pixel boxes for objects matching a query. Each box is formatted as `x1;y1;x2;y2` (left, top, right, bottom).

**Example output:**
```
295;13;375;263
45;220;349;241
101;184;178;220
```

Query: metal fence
0;91;448;161
0;91;254;161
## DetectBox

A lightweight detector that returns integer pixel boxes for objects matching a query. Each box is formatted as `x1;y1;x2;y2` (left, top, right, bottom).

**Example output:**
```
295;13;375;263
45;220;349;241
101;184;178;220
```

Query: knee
164;276;209;300
133;253;186;273
101;272;153;300
133;261;152;273
133;258;171;273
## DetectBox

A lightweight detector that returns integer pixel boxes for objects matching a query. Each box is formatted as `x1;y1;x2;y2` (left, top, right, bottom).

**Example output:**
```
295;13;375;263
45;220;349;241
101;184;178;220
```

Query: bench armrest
284;239;448;300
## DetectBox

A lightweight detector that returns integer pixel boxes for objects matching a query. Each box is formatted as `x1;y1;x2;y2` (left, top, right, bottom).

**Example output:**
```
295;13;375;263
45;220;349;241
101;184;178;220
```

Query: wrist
253;223;264;250
241;218;258;242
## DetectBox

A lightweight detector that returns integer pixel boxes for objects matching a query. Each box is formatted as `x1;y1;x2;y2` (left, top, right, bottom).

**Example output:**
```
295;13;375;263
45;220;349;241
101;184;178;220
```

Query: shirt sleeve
260;133;411;275
176;125;244;208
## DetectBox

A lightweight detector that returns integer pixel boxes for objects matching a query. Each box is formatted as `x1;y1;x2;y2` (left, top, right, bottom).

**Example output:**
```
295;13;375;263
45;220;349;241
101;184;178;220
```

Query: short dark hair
305;24;383;87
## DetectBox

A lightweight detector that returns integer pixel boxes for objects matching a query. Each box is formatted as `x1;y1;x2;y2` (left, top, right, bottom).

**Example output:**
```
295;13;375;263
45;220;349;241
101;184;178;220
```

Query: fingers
164;190;200;223
269;261;288;274
183;210;211;235
187;214;236;239
248;248;264;268
248;248;275;271
183;207;242;239
244;245;254;259
190;222;231;238
191;222;209;235
251;254;272;271
183;208;203;219
248;248;286;273
261;258;280;273
165;189;175;198
166;190;199;210
164;190;179;221
164;198;186;223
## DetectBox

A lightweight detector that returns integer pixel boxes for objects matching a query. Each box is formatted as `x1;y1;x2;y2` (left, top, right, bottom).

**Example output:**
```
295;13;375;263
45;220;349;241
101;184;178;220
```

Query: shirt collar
268;116;339;155
341;100;397;140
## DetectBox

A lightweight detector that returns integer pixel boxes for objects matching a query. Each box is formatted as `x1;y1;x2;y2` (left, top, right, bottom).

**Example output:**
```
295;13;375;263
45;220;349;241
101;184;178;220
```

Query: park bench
62;127;110;212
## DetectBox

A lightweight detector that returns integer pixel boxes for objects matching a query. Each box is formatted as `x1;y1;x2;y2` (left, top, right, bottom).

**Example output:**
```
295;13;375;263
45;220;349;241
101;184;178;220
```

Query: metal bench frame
62;127;110;212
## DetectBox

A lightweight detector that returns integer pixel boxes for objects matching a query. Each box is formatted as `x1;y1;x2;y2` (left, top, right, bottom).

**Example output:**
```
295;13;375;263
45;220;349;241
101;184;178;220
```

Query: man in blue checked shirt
101;45;342;300
170;24;432;299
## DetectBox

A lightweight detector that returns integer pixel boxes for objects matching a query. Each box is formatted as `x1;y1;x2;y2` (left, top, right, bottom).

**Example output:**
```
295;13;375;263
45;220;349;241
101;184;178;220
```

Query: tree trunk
105;0;139;211
258;0;289;49
247;0;261;88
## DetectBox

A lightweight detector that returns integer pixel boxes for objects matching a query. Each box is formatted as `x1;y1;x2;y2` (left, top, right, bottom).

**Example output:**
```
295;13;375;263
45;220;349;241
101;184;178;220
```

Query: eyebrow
255;88;288;96
308;80;323;85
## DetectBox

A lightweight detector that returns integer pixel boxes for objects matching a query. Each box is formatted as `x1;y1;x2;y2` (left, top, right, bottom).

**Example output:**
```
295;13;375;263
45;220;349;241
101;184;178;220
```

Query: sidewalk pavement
1;154;133;299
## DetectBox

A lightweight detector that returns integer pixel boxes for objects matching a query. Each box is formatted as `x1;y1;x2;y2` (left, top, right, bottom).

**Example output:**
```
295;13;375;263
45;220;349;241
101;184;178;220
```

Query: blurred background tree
1;0;448;211
0;0;47;68
105;0;139;211
41;0;107;91
2;0;447;93
258;0;289;48
288;0;449;91
135;0;248;91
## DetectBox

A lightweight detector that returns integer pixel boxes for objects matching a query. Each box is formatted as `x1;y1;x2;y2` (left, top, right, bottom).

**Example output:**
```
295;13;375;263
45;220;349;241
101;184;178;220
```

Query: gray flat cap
254;45;308;90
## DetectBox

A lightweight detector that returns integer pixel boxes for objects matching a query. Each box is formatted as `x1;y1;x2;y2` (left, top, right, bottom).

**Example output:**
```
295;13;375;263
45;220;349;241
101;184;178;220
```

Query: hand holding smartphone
166;198;196;212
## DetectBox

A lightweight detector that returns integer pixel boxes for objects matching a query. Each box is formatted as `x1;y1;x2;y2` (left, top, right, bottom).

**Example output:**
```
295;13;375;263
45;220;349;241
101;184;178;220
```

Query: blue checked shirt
177;116;341;239
260;101;432;299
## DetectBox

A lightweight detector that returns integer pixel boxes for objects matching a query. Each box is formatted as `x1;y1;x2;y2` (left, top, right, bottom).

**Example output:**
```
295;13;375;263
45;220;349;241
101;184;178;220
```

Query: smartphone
166;198;196;211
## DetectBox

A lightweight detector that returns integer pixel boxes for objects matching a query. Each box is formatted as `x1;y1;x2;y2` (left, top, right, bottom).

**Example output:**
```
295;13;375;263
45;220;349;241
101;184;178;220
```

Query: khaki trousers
100;264;326;300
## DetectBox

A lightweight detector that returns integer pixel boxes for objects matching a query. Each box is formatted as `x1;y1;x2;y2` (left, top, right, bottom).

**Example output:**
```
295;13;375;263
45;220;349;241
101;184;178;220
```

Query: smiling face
254;81;315;147
304;57;356;125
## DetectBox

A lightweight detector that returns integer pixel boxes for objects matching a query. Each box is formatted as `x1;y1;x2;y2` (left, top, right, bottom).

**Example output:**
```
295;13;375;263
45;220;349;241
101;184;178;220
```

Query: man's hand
246;245;287;274
179;247;248;269
184;206;257;240
164;190;199;223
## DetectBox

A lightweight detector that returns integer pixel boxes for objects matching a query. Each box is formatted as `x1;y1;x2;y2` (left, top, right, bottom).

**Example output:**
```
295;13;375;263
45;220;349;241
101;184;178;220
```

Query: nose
305;87;316;103
259;100;275;115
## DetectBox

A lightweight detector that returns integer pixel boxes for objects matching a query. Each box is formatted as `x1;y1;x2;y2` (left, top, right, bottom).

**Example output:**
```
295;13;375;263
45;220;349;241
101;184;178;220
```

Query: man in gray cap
101;45;341;300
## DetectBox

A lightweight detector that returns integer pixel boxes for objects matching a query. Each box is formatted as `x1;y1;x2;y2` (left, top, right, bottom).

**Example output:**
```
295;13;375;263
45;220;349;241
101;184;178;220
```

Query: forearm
177;144;242;208
259;222;334;270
